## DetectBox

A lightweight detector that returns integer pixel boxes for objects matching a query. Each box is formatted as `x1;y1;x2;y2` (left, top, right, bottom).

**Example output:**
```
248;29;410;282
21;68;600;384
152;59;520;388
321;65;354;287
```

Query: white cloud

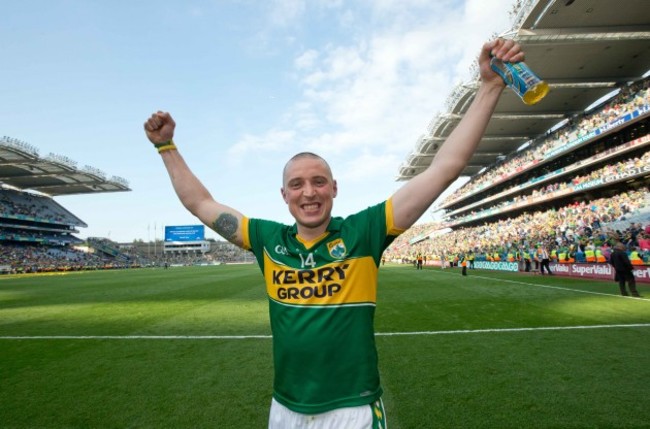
229;129;296;157
294;49;319;70
337;151;399;183
269;0;307;27
301;44;366;86
317;0;344;8
234;0;518;179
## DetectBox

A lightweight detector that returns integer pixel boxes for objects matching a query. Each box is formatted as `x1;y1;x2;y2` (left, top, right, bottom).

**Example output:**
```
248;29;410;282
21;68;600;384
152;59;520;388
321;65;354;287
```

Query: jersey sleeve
385;197;406;237
241;216;252;250
345;199;405;265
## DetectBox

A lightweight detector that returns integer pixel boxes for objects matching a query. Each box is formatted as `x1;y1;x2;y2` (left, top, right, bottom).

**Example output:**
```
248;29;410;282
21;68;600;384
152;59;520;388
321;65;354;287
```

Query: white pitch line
0;335;273;340
1;323;649;340
2;273;647;341
376;323;650;336
435;270;648;300
473;274;629;298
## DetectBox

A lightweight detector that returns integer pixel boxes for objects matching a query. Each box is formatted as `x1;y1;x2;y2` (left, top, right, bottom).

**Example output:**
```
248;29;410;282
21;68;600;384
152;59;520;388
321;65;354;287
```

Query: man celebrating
144;38;524;429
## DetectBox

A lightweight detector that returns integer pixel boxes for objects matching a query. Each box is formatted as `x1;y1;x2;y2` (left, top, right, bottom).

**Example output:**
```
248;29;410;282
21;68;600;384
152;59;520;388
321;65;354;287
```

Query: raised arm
143;111;246;248
391;39;524;230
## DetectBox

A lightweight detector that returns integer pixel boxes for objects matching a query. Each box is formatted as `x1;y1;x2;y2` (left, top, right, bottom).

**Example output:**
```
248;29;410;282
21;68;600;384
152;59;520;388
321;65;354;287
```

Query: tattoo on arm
212;213;239;241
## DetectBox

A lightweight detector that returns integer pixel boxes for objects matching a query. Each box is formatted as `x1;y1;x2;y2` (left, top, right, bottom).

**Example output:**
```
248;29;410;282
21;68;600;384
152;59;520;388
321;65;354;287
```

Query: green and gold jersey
242;199;404;414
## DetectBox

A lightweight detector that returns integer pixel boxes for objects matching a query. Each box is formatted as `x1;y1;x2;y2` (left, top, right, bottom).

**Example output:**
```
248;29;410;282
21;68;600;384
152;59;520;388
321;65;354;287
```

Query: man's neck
296;220;331;243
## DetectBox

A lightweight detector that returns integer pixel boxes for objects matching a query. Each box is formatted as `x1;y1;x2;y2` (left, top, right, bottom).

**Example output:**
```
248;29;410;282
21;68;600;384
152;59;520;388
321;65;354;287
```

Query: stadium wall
548;262;650;284
490;261;650;283
428;260;650;283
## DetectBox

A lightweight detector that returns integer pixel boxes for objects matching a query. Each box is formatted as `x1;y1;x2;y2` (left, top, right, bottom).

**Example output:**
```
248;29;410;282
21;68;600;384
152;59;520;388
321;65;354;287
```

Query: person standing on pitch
538;242;553;275
610;242;642;297
144;38;525;429
459;252;468;276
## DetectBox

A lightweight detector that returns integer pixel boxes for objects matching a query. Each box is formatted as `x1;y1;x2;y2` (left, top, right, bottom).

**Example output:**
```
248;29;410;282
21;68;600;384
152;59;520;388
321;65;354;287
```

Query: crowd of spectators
0;189;83;226
386;78;650;270
126;239;254;267
448;151;650;227
0;243;122;273
0;236;255;274
386;188;650;267
3;187;649;274
0;226;80;245
141;246;254;267
441;79;649;207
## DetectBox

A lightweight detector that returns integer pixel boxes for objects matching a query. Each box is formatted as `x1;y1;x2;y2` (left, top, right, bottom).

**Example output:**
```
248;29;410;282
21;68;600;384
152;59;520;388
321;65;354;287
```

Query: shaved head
282;152;333;186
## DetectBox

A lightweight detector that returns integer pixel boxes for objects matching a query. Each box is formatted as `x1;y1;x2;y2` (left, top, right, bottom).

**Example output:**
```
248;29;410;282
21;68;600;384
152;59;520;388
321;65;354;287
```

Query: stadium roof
0;137;130;196
397;0;650;180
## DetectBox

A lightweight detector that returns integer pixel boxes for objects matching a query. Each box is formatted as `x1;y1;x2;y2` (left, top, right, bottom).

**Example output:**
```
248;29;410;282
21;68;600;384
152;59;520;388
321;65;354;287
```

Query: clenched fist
144;111;176;145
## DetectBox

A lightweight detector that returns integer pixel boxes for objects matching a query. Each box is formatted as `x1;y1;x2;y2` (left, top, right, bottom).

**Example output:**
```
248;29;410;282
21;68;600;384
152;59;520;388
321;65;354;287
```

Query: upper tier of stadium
397;0;650;180
0;135;130;196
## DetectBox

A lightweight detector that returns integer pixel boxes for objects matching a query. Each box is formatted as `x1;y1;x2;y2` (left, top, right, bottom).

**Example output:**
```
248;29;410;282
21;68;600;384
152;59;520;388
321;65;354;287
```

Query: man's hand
478;38;525;87
144;111;176;144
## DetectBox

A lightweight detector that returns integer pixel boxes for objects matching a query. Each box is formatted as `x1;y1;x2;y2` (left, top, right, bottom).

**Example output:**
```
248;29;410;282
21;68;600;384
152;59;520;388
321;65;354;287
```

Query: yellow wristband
157;143;177;153
153;140;172;148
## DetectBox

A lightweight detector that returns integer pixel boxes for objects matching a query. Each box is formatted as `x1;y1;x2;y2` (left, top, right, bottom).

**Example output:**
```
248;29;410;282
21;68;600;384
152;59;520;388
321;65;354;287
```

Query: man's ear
281;187;288;203
332;180;338;198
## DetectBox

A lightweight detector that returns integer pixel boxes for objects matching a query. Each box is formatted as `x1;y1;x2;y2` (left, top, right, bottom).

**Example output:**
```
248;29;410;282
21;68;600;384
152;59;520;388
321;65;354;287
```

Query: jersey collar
288;216;343;236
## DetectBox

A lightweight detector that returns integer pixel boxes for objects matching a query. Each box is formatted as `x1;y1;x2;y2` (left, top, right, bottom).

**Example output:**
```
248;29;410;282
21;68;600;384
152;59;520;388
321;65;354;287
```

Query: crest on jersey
327;238;347;259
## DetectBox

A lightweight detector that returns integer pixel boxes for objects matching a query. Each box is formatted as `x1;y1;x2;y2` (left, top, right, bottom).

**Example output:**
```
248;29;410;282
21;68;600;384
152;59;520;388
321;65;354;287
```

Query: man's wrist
154;139;177;154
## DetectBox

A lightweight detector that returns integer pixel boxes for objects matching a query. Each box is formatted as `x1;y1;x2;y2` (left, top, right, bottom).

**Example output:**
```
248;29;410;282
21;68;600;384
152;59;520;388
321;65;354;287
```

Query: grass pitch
1;265;649;428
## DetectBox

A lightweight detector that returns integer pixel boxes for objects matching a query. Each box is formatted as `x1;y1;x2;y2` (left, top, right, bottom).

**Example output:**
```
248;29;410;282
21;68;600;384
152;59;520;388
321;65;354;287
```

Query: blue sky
1;0;513;243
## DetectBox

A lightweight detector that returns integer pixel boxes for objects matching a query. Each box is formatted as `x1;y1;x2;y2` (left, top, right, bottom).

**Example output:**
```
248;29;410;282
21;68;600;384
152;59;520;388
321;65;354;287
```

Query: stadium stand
0;136;132;273
0;136;262;272
133;238;254;266
388;0;650;281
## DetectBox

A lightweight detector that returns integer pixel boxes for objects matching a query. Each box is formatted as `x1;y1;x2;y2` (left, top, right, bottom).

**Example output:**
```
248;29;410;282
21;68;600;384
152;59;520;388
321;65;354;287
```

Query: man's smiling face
281;154;337;238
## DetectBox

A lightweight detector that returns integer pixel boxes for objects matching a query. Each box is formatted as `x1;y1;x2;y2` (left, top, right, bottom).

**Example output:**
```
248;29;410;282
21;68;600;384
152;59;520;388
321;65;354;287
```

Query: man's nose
302;183;315;197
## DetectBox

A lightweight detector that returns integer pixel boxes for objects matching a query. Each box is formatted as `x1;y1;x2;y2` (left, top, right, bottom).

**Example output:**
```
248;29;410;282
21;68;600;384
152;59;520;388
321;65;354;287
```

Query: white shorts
268;398;387;429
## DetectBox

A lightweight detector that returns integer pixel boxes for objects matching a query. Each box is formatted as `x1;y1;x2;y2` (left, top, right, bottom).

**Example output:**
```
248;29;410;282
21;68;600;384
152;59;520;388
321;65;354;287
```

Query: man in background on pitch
610;242;642;297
